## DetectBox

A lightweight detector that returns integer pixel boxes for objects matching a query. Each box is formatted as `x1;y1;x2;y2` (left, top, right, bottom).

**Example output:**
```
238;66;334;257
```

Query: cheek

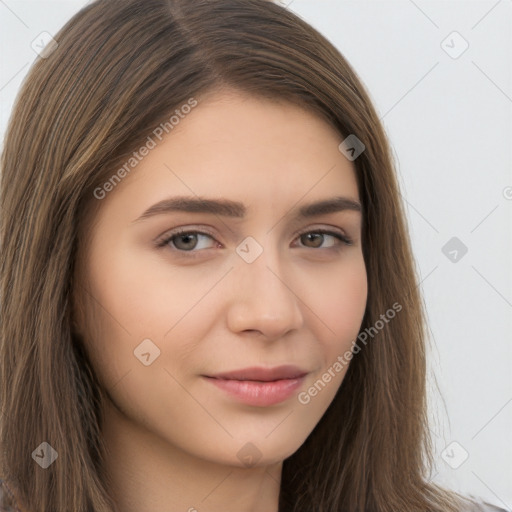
79;245;223;386
294;260;367;417
331;272;367;337
309;258;368;354
86;241;216;336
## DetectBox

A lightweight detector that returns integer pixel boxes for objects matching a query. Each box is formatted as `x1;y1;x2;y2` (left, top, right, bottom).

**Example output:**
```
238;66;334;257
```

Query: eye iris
302;232;324;248
174;233;198;250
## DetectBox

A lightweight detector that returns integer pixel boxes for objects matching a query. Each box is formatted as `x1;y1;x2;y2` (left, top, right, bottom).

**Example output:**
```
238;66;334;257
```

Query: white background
1;0;511;509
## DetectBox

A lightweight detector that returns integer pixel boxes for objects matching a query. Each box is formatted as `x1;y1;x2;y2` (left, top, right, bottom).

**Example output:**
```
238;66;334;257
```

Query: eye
156;228;218;252
295;229;353;250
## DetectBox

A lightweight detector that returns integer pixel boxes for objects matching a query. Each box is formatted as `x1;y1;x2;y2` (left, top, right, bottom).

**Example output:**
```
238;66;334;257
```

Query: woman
0;0;506;511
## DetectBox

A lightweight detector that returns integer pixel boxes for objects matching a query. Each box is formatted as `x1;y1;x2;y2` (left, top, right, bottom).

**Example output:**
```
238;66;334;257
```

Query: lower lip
204;376;306;406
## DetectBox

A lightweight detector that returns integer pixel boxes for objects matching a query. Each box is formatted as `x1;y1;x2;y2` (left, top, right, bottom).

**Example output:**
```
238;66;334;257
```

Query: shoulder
463;496;510;512
0;478;21;512
477;505;509;512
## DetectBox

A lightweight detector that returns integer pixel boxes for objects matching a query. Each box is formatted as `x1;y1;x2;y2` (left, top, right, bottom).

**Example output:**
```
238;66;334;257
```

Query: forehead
94;89;360;223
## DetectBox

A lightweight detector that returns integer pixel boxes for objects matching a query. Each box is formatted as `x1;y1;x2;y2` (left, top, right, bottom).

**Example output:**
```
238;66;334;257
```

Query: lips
208;365;308;382
203;365;308;407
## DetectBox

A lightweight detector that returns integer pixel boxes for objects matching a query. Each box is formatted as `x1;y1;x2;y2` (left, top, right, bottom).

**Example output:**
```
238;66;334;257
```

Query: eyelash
155;227;353;255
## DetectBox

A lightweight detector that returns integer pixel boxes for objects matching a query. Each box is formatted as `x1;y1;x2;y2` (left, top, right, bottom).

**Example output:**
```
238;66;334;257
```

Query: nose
225;246;305;340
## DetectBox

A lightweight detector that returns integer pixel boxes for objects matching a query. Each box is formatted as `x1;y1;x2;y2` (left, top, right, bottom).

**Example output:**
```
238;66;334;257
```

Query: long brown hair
0;0;481;510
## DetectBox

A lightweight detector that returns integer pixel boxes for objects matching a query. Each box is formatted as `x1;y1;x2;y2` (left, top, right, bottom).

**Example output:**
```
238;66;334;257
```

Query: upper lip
205;365;308;382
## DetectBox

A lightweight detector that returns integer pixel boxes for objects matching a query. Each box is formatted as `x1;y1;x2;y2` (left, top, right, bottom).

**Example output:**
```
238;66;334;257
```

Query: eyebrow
132;195;362;223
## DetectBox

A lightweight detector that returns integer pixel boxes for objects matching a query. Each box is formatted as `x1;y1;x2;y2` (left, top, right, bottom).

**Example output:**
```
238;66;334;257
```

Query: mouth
202;365;309;407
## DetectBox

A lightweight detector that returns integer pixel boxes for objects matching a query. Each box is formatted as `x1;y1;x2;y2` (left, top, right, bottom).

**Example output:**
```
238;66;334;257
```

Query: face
75;89;368;468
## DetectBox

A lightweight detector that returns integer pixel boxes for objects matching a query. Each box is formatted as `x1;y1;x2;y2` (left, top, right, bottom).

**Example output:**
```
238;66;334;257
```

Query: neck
101;398;282;512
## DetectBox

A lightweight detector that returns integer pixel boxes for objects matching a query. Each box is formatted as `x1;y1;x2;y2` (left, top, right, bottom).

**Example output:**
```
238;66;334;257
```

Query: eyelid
154;226;219;248
291;224;352;243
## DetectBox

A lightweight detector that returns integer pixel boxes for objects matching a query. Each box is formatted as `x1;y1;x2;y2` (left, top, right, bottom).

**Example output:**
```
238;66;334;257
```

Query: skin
75;89;368;512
